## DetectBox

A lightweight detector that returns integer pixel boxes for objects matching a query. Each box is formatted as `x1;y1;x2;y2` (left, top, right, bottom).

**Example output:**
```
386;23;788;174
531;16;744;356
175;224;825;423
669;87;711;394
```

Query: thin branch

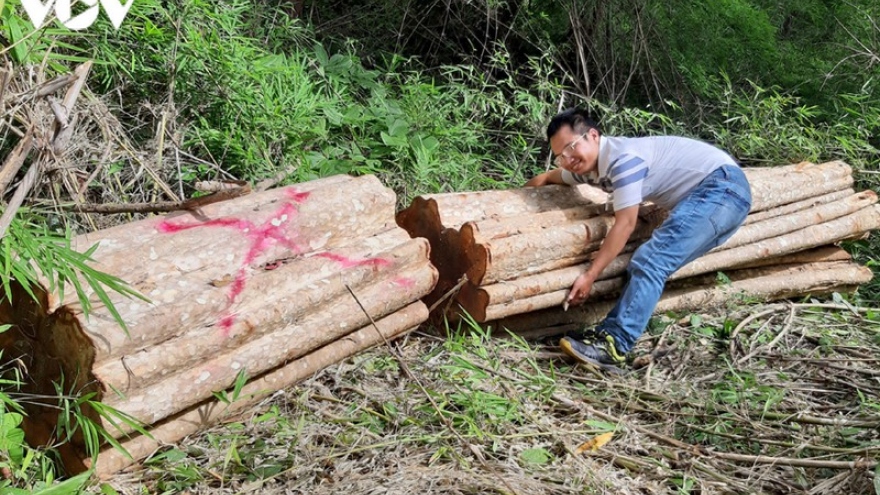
344;284;522;495
0;162;41;239
714;451;877;470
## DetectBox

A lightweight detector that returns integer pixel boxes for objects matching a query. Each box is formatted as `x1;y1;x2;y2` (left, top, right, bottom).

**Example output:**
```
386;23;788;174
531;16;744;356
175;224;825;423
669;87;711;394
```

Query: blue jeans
597;164;752;353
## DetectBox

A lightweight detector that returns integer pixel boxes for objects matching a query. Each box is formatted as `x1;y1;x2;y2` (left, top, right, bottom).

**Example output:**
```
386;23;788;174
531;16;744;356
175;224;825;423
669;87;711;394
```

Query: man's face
550;125;600;176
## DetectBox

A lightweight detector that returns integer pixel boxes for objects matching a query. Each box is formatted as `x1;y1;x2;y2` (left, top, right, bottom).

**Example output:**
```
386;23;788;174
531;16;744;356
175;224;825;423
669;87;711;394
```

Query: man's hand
567;271;596;307
565;205;639;310
525;169;565;187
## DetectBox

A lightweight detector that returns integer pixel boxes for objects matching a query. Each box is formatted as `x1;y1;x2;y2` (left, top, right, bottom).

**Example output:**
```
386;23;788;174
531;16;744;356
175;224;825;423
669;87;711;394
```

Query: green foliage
1;212;145;330
1;0;879;490
0;343;85;493
650;0;780;94
704;79;880;167
79;0;562;202
0;0;90;68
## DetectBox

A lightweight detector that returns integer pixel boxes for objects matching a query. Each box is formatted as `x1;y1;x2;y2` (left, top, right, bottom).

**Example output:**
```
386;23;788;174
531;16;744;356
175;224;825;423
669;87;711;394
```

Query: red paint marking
392;277;416;289
227;269;247;305
316;252;390;269
159;202;304;333
159;194;392;335
157;217;246;233
218;314;236;334
285;188;311;204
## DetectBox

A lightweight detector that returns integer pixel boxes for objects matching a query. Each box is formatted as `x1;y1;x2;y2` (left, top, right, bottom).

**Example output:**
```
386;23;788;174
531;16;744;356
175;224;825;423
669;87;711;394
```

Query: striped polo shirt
561;136;738;211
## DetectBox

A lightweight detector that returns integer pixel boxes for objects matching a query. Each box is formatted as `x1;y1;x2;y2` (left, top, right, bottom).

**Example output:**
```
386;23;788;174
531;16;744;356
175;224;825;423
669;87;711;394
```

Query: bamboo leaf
31;471;91;495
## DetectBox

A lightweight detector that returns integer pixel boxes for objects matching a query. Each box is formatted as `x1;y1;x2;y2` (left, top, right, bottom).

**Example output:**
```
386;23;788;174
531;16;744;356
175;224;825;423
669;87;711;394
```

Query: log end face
455;283;489;322
1;280;101;471
465;243;489;287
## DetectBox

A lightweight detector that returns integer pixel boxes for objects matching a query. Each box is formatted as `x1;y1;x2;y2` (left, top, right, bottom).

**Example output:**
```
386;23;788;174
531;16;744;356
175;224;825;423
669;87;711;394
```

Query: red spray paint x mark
158;186;392;336
158;187;310;334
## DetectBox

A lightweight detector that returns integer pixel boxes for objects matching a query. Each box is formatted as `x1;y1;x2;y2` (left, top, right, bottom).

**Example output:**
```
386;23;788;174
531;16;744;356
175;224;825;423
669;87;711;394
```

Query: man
526;108;752;368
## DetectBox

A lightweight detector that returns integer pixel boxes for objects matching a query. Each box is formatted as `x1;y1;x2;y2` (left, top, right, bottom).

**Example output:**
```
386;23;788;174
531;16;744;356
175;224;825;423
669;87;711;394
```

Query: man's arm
525;168;566;187
567;204;640;305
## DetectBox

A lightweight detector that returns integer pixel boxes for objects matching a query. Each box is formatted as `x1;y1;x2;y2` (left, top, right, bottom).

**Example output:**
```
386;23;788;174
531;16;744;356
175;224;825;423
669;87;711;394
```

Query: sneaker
559;331;626;368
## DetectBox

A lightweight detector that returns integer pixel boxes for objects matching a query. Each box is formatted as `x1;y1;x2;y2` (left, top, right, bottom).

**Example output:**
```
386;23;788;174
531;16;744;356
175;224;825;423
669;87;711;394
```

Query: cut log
492;260;873;335
459;203;609;245
468;187;871;290
466;201;880;322
398;161;851;245
744;189;854;225
744;161;852;212
101;260;437;434
454;165;857;287
465;211;662;286
732;246;851;270
63;174;396;361
456;252;635;321
91;235;426;392
476;278;624;322
675;204;880;280
420;227;469;309
465;246;851;322
713;191;877;253
662;261;872;313
396;184;605;240
0;174;438;477
89;301;428;477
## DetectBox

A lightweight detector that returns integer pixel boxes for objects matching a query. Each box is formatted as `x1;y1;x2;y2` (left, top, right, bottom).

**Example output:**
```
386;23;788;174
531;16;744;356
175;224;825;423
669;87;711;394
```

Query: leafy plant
1;212;145;330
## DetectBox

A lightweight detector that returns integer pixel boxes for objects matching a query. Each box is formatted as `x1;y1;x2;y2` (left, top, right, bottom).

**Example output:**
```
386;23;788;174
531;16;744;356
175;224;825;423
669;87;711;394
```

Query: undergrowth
103;300;880;494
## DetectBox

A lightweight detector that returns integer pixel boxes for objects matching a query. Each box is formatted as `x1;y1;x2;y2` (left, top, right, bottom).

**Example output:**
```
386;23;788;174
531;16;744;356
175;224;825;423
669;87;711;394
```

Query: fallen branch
0;126;35;197
712;452;877;470
736;303;795;364
0;162;40;239
60;186;252;214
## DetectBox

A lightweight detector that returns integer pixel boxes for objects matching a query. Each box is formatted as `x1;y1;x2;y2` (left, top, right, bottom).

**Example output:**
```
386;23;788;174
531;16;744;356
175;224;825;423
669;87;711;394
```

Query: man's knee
627;249;671;284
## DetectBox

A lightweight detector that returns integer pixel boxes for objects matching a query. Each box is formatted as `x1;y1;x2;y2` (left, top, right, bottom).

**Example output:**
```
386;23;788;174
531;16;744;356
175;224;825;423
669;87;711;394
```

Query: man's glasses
553;133;587;167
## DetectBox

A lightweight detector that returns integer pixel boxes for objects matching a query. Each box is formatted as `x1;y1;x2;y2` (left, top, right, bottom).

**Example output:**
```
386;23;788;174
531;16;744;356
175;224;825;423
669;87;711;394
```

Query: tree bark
465;210;662;286
396;183;606;241
88;301;428;477
0;174;437;475
466;203;880;322
675;205;880;280
461;244;857;323
62;174;396;361
91;234;427;392
744;188;854;225
438;162;857;287
732;246;851;270
459;203;609;245
744;161;852;212
398;161;851;249
711;191;877;253
101;260;437;434
492;260;872;336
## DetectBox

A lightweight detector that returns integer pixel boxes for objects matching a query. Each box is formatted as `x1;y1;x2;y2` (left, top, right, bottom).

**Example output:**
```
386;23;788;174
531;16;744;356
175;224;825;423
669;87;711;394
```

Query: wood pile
0;174;437;477
397;161;877;332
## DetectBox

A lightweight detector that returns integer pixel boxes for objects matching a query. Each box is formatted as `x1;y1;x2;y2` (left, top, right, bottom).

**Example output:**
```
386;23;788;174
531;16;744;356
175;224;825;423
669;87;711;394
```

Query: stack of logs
0;175;437;477
397;161;878;336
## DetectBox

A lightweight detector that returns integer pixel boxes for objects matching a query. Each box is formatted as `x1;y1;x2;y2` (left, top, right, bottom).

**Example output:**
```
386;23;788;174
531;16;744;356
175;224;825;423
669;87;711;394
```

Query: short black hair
547;107;601;140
